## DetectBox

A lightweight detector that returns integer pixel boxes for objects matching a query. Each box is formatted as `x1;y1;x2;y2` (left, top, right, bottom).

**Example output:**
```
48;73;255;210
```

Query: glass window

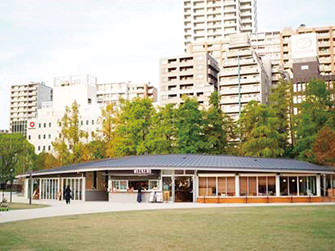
44;123;46;128
280;177;288;196
240;177;247;196
258;177;267;196
112;181;119;190
92;120;94;125
149;180;159;190
218;177;227;196
289;177;298;196
175;170;184;175
199;177;207;196
38;135;41;139
268;177;276;196
120;181;128;191
86;120;89;125
208;177;216;196
299;177;308;195
162;170;173;175
185;170;194;174
49;122;51;127
248;177;257;196
308;176;316;195
227;177;235;196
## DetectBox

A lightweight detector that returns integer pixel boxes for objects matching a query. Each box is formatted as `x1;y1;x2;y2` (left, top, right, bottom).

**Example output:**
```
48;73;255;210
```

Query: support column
276;175;280;197
316;175;321;197
235;174;240;197
24;178;29;199
323;175;327;196
82;177;86;201
39;179;41;200
193;173;198;203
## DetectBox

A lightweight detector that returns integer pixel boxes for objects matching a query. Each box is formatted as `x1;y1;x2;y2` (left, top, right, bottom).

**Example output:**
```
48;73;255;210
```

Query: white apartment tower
160;52;220;108
219;33;270;120
9;82;52;137
183;0;257;50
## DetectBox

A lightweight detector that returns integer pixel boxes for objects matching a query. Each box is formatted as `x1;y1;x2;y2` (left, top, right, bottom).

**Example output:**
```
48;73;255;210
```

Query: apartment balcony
226;50;252;58
221;105;243;114
221;95;260;105
221;85;260;95
220;77;260;86
221;67;258;77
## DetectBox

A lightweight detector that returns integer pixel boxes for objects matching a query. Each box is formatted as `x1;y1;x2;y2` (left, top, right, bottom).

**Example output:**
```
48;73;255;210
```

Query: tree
312;126;335;166
203;91;227;154
146;104;178;154
34;152;61;170
52;101;88;165
175;97;205;153
268;80;294;151
238;101;285;157
294;79;335;161
114;97;156;156
0;134;35;200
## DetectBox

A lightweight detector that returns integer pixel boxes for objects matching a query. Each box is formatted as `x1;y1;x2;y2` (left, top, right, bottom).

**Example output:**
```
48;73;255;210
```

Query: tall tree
268;79;294;151
175;97;205;153
52;101;88;165
34;152;61;170
0;134;36;186
146;104;178;154
294;79;335;161
312;126;335;166
114;97;155;156
238;101;285;157
203;91;227;154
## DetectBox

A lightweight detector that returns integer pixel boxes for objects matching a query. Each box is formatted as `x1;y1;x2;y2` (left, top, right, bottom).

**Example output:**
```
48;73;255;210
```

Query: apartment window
38;146;40;151
92;120;94;125
81;121;83;126
49;122;51;127
48;145;51;151
43;134;46;139
86;120;89;125
48;134;51;139
44;123;46;128
38;135;41;140
28;135;31;140
39;123;41;128
43;146;46;151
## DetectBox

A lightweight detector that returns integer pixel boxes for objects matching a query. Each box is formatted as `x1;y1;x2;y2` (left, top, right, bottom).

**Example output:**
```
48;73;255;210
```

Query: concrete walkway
1;193;335;224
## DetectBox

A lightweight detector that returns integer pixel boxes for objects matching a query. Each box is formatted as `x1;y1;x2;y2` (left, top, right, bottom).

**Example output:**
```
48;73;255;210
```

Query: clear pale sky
1;0;334;130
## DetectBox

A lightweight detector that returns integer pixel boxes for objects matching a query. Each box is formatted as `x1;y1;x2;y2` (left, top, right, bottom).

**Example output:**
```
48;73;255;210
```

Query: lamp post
29;173;32;205
10;168;13;203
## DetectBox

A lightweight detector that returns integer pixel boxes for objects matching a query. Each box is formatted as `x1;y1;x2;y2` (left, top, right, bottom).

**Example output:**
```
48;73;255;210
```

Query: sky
0;0;334;130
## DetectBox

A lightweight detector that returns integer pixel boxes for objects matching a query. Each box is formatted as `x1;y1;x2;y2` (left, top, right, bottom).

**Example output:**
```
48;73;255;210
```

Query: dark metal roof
21;154;335;177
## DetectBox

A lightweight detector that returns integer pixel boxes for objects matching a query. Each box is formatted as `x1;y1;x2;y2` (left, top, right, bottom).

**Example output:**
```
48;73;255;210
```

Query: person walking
137;183;142;203
64;185;72;205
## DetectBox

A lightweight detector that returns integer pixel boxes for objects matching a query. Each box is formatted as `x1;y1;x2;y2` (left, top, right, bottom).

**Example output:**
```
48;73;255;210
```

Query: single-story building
17;154;335;203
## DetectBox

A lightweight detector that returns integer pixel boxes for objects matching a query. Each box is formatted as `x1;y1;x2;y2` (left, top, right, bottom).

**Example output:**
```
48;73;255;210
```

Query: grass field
1;206;335;250
9;203;48;210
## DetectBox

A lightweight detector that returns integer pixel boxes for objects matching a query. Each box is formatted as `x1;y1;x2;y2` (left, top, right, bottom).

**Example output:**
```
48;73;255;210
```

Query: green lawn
1;206;335;250
9;203;48;210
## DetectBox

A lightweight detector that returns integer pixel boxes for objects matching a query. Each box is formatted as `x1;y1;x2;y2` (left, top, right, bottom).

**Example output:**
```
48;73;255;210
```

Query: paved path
1;193;335;224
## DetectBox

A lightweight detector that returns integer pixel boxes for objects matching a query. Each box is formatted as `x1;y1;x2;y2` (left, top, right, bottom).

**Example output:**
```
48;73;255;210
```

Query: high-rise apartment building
183;0;257;50
96;81;157;106
160;52;219;108
9;82;52;137
219;33;270;120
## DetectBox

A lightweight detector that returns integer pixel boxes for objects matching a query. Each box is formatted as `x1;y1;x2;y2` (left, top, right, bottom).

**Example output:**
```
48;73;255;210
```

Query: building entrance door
174;176;193;202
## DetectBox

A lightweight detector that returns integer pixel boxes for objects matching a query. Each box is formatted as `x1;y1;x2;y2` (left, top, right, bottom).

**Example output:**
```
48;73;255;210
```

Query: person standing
137;183;142;203
64;185;72;205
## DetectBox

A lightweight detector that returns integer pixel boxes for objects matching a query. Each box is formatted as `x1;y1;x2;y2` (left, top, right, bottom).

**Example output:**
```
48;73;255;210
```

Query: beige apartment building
9;82;53;137
219;33;270;120
183;0;257;49
280;25;335;76
159;52;220;108
96;81;157;106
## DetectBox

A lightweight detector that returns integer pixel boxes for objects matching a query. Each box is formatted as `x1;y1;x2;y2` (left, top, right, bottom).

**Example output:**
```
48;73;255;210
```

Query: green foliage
312;126;335;166
114;97;156;156
203;91;227;154
147;104;178;154
175;97;205;153
52;101;88;165
33;152;61;170
238;101;285;157
294;79;335;162
0;134;35;181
